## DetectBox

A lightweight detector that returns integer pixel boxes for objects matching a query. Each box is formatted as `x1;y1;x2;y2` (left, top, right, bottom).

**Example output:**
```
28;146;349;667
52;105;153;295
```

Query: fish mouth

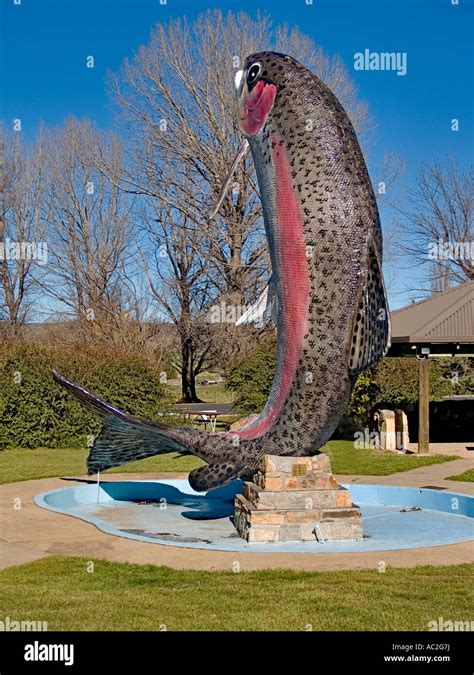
239;80;277;136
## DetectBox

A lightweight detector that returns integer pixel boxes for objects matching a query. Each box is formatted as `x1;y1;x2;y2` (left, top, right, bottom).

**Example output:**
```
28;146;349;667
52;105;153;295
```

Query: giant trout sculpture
53;52;390;491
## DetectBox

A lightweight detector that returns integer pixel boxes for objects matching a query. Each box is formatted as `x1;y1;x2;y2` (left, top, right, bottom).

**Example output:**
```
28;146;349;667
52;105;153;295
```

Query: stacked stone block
234;454;362;543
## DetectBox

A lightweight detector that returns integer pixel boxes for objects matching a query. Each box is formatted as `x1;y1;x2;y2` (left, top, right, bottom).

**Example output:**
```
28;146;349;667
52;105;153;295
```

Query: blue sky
1;0;473;309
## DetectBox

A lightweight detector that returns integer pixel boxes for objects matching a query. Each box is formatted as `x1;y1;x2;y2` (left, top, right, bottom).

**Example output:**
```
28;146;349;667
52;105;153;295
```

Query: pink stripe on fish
236;132;310;440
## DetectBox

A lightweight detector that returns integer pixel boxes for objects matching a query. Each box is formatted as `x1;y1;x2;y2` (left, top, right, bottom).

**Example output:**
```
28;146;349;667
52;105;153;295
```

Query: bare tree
141;167;216;402
370;152;407;300
42;117;144;347
0;127;48;338
373;151;407;202
399;158;473;293
108;9;370;400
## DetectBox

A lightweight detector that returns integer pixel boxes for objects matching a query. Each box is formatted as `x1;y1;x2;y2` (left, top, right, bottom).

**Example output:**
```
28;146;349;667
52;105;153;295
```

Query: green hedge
226;339;462;426
227;337;276;414
0;343;175;448
349;358;456;424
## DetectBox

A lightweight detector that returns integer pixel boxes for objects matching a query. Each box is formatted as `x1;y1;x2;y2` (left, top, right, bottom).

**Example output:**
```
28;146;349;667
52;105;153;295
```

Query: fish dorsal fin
349;242;391;374
208;140;250;220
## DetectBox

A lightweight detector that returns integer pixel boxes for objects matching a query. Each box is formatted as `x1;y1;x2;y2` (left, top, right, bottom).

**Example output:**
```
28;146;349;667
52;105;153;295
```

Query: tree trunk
180;335;203;403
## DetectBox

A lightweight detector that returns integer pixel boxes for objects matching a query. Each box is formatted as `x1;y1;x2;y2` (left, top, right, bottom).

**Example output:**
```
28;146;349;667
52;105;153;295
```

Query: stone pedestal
234;454;362;543
394;409;410;451
375;409;397;450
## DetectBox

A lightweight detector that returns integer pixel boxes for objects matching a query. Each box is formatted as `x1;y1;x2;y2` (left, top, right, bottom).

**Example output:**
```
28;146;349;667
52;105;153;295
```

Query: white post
314;522;326;544
96;470;100;503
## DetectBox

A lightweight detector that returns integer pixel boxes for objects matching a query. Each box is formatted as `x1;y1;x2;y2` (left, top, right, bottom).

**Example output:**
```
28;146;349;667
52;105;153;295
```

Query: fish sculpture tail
52;371;248;490
52;372;186;474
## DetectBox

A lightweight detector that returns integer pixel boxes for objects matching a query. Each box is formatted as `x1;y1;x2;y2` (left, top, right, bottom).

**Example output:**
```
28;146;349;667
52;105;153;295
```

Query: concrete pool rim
33;479;474;554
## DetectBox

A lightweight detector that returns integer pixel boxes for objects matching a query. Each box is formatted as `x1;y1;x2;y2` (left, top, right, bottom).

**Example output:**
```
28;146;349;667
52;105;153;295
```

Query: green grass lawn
325;443;456;476
0;447;204;484
0;556;472;631
0;441;456;485
447;468;474;483
167;381;234;404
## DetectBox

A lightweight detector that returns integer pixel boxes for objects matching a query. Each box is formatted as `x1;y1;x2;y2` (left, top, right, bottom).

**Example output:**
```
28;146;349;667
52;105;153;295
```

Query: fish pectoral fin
236;276;277;326
349;242;391;374
188;462;247;492
208;140;250;220
229;413;260;431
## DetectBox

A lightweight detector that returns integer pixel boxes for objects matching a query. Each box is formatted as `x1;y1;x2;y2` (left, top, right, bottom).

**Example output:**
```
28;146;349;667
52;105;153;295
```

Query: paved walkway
1;458;473;573
341;457;474;494
408;442;474;459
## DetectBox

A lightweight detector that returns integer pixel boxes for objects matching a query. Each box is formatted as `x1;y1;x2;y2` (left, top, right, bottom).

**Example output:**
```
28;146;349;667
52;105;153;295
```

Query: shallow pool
34;479;474;553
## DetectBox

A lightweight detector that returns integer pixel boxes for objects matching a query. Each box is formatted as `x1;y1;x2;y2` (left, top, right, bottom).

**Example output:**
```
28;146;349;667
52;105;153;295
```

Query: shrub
0;343;175;448
347;358;456;425
227;337;276;414
226;340;459;426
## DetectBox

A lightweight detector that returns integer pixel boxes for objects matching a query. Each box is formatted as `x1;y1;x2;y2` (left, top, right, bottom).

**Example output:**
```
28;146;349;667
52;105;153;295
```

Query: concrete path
1;457;473;573
408;442;474;459
340;457;474;494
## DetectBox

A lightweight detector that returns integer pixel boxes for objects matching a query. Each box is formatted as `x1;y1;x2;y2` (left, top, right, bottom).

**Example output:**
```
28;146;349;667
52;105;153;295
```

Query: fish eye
246;63;261;86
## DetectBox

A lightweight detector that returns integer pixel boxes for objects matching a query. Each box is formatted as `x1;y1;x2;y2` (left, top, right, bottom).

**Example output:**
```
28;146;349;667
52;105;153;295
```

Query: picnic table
172;403;236;432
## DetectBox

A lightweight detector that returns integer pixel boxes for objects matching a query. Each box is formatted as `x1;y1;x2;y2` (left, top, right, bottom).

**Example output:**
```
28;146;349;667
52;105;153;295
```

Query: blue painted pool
34;479;474;553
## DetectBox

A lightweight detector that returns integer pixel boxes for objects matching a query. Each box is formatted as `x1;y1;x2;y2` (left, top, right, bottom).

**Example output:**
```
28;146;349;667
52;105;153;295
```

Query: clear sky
1;0;473;309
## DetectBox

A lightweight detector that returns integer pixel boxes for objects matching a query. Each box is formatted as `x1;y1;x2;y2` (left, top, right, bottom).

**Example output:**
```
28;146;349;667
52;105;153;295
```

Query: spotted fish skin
235;51;390;456
53;52;389;490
